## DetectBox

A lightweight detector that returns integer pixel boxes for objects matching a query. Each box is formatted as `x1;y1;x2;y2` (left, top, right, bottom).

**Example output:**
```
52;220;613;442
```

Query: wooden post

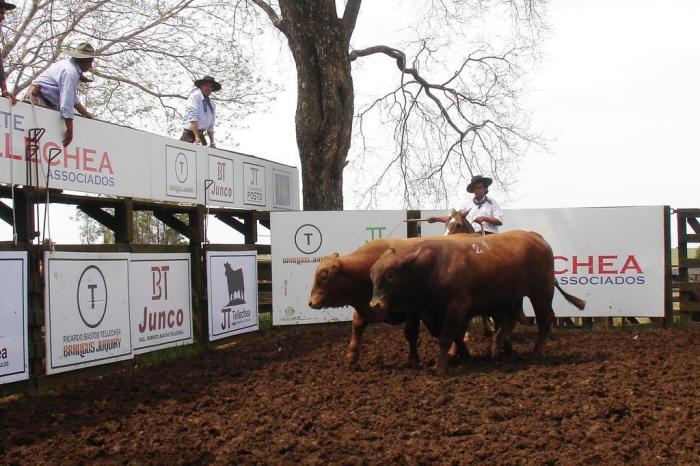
662;206;673;328
244;211;258;244
14;188;36;243
189;205;207;344
407;210;421;238
677;210;689;325
115;198;134;244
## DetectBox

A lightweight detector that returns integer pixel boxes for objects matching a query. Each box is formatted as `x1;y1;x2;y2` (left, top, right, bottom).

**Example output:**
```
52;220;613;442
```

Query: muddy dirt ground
1;323;698;465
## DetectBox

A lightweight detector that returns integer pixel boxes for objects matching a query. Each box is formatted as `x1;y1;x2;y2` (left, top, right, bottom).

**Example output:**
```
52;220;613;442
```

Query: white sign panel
45;252;133;374
0;101;299;210
273;169;292;209
423;206;666;317
243;162;266;206
129;254;193;354
0;252;29;385
208;154;235;204
271;211;408;325
165;145;197;199
207;250;259;341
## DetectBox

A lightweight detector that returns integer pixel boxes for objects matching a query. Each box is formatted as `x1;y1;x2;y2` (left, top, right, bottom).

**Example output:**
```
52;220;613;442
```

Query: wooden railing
676;208;700;324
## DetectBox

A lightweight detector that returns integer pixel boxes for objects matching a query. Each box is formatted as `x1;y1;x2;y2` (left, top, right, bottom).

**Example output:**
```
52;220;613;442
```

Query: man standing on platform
27;42;99;146
180;75;221;148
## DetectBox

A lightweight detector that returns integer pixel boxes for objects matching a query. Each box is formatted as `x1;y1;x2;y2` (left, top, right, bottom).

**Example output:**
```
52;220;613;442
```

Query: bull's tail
555;280;586;310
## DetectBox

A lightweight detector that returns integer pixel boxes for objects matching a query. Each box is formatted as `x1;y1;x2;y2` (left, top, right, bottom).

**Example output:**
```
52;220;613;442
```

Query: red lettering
83;148;97;172
63;145;80;169
598;255;617;274
620;255;643;274
4;133;22;160
98;152;113;174
553;256;568;274
572;255;594;274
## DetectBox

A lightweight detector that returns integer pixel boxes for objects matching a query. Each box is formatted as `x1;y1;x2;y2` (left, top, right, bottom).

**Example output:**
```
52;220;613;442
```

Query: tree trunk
281;0;354;211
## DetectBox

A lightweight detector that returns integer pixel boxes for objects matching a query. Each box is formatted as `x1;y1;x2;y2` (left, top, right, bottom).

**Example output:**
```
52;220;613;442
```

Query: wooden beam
214;212;247;235
0;201;13;226
153;208;195;240
687;216;700;235
78;205;117;232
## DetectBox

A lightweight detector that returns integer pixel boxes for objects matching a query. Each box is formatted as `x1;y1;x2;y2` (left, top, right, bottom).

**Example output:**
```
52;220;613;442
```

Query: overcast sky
235;0;700;210
2;0;698;243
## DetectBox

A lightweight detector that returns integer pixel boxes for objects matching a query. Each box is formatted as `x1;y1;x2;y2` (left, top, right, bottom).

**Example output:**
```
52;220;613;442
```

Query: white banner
45;252;133;374
129;254;193;354
207;250;259;341
243;162;266;206
271;211;408;325
423;206;666;317
0;101;299;210
0;251;29;385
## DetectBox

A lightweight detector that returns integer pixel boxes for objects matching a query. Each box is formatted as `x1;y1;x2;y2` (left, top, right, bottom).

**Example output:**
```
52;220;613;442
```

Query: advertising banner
0;252;29;385
422;206;666;317
271;211;408;325
0;101;299;210
273;169;292;209
129;254;193;354
45;252;133;374
243;162;266;206
208;153;235;204
165;145;198;199
207;250;259;341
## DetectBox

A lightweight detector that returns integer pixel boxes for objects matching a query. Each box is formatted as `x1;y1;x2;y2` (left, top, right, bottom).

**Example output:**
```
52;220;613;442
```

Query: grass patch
135;342;206;366
259;311;272;330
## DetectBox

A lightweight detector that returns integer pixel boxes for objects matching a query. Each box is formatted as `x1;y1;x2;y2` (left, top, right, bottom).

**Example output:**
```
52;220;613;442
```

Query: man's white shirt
182;88;216;132
464;197;502;233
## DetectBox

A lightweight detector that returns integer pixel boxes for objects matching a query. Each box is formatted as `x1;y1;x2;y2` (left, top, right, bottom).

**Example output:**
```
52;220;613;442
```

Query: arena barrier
0;203;683;390
271;207;673;324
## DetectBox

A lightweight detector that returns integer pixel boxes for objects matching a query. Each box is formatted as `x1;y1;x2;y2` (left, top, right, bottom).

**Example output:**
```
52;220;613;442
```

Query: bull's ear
403;247;433;269
327;262;339;279
403;247;423;265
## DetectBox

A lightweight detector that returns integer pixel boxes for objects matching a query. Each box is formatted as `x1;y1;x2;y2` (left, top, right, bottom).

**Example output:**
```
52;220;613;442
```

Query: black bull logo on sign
224;263;245;306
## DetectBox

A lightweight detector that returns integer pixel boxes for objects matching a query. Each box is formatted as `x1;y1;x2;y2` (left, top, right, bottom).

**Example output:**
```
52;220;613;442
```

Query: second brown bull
369;230;586;375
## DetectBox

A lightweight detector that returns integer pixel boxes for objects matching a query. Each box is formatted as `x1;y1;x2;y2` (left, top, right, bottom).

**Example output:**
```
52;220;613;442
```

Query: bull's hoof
346;352;360;370
434;363;450;377
503;340;514;354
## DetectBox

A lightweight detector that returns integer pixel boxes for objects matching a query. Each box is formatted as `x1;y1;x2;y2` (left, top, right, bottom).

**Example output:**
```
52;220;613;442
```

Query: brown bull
308;236;433;368
369;230;585;375
307;234;516;369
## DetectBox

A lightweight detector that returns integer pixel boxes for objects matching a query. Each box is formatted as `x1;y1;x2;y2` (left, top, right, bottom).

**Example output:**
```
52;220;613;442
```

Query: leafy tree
244;0;547;209
132;211;187;245
73;209;186;245
72;209;114;245
2;0;274;141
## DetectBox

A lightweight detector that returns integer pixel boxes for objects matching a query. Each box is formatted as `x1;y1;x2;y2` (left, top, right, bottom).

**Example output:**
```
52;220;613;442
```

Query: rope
26;98;54;251
8;96;17;245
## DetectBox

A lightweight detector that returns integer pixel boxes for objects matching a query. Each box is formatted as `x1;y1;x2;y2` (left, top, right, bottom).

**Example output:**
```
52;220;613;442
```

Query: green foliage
72;209;115;245
132;211;187;245
2;0;276;147
73;209;186;245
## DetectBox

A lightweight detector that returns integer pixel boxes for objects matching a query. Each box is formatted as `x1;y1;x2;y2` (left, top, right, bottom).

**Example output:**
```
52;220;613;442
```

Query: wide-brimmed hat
66;43;98;59
194;76;222;92
0;2;17;11
467;175;493;193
